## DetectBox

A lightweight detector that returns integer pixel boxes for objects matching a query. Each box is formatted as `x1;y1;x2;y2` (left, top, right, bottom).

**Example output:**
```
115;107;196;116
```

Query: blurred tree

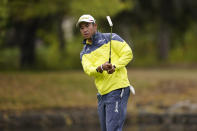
70;0;126;18
115;0;197;61
2;0;128;69
0;0;8;48
1;0;197;69
5;0;71;68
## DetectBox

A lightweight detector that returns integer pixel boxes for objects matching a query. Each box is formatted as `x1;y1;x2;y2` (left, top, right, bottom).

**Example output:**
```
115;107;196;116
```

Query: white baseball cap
76;14;96;27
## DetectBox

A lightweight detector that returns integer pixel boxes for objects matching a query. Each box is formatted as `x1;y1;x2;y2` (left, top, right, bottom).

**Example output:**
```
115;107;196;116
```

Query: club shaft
106;16;113;64
109;27;112;63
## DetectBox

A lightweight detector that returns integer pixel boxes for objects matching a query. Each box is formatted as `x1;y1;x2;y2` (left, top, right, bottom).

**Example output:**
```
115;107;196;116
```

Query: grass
0;71;96;110
0;69;197;113
128;69;197;113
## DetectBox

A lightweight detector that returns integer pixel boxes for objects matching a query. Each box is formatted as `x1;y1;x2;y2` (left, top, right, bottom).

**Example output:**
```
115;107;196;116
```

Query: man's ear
94;23;98;30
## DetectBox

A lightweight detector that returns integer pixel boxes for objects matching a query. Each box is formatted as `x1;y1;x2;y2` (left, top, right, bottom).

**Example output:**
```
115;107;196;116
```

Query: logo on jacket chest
98;39;106;44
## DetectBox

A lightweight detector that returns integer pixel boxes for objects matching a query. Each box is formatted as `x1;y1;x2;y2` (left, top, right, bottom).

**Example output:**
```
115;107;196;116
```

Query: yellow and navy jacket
80;32;133;95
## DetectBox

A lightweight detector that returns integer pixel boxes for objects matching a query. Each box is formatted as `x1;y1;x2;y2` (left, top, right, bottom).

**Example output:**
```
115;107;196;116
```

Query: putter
106;16;113;63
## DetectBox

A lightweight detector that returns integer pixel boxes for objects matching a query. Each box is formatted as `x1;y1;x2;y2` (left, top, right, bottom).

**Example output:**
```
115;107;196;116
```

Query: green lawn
0;69;197;113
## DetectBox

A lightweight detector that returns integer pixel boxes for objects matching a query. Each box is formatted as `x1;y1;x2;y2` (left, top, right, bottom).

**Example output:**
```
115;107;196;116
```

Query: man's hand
107;65;115;74
96;62;115;74
102;62;112;71
96;62;111;73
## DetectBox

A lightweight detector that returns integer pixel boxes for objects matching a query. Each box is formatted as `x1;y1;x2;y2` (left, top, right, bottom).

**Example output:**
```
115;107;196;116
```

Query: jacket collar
82;32;100;45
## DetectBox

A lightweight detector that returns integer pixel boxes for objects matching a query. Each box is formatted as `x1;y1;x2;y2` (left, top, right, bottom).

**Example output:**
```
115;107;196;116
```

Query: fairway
0;69;197;113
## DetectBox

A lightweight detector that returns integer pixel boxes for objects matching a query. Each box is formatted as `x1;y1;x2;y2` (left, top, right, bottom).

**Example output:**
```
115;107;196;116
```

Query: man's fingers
107;68;115;74
107;70;112;74
103;62;112;70
106;63;112;69
107;66;112;70
108;70;114;74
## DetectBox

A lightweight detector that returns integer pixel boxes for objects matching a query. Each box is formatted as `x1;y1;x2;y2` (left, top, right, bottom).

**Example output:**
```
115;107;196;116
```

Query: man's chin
84;36;90;39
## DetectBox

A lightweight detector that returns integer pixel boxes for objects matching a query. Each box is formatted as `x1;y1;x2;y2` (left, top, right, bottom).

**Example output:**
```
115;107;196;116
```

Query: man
77;14;133;131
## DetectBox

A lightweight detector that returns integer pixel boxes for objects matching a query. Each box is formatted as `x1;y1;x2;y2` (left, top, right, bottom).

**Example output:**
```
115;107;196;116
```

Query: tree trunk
16;19;39;68
57;15;66;52
158;22;171;61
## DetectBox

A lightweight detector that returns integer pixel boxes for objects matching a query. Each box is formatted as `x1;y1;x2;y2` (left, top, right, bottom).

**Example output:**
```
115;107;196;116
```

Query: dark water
2;125;197;131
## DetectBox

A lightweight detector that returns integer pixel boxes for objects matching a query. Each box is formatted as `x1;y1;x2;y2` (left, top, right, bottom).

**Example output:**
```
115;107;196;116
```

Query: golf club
106;16;113;63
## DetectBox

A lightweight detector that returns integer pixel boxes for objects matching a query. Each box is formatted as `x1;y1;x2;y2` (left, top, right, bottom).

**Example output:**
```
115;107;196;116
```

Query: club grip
109;58;111;63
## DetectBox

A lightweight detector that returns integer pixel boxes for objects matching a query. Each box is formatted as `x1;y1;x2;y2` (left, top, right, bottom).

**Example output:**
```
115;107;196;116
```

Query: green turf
0;69;197;112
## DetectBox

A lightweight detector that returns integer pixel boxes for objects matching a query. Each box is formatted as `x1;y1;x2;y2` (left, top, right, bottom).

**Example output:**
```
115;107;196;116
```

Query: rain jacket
80;32;133;95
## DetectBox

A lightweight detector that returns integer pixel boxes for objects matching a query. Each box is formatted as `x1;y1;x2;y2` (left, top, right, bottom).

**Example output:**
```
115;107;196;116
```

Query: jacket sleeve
112;41;133;70
81;55;99;77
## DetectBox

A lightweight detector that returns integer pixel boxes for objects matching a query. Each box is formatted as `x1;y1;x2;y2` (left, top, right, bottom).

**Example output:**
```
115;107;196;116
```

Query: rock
167;100;197;114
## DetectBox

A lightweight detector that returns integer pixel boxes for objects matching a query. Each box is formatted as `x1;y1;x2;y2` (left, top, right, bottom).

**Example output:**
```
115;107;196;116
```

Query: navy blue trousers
97;86;130;131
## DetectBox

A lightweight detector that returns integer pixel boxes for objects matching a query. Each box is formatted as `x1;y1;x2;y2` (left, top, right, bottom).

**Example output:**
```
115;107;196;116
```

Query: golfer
77;14;133;131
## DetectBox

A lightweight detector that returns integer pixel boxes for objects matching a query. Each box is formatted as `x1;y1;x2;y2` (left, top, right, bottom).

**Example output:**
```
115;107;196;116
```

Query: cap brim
76;20;95;27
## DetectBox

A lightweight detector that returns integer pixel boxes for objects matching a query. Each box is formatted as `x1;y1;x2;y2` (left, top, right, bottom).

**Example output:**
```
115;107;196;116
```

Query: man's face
79;22;97;39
